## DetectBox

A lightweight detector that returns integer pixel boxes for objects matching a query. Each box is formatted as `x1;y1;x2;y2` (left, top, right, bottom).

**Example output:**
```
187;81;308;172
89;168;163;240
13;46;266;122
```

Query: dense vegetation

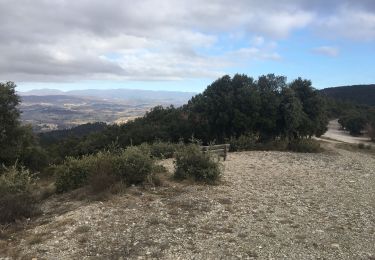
39;122;108;145
0;82;48;171
1;77;374;224
326;98;375;136
0;75;337;222
320;84;375;106
174;144;222;184
38;74;328;160
54;147;157;193
0;165;38;223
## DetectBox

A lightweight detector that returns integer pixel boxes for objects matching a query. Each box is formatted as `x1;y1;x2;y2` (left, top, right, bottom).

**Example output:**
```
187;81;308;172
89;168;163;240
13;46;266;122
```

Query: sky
1;0;375;92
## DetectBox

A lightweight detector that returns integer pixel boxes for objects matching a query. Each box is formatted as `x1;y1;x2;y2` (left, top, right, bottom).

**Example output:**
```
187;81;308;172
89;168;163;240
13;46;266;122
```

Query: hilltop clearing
1;142;374;259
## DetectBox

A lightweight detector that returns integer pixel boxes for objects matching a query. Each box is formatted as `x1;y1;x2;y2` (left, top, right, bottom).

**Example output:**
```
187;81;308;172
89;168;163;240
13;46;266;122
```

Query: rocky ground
0;142;374;259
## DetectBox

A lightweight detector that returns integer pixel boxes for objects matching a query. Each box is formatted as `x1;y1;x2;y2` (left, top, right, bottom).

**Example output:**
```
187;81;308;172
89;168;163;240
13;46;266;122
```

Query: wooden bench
201;144;230;161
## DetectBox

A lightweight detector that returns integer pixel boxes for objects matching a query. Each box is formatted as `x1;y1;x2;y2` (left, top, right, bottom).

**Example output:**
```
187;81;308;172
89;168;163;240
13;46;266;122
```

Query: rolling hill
19;89;196;132
320;84;375;106
19;88;196;104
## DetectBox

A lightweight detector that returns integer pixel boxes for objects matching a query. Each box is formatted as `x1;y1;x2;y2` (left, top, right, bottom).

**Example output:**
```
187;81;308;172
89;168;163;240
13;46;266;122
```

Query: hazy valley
19;89;195;132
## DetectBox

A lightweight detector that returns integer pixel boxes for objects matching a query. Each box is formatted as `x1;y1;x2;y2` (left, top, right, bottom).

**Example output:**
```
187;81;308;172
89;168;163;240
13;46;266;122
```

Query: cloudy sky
1;0;375;92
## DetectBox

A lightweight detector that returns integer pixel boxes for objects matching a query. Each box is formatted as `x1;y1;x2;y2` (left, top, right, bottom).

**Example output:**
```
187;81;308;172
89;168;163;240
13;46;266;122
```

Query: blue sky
1;0;374;92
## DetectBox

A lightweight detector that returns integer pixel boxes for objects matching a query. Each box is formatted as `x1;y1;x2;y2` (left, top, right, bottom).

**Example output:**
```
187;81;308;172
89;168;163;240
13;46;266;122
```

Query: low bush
54;155;97;193
152;141;181;159
116;146;154;184
229;135;321;153
339;114;367;136
174;144;221;184
139;141;180;159
55;147;156;193
0;166;38;223
87;157;120;193
257;139;289;151
229;135;288;152
288;139;321;153
228;134;257;151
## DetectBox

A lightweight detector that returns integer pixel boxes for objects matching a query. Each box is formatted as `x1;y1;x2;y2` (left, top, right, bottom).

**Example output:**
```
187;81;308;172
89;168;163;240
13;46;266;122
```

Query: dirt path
1;143;375;259
322;119;372;145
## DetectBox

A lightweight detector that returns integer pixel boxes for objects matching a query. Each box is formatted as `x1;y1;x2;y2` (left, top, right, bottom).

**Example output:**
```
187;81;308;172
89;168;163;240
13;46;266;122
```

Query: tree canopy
39;74;329;160
0;82;47;171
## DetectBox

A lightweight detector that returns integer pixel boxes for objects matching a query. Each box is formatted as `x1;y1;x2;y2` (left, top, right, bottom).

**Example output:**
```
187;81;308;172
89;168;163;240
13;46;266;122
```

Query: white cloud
312;46;340;57
0;0;373;83
251;36;265;46
319;7;375;41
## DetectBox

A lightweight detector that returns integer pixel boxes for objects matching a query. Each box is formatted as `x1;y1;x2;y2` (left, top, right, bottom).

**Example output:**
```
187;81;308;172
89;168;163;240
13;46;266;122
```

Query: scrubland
1;141;374;259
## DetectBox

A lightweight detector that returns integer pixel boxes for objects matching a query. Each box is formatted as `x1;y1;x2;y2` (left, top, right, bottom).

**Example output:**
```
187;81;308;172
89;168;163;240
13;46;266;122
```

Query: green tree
0;82;47;171
338;113;367;136
290;78;328;137
256;74;284;140
0;82;22;165
279;87;304;139
187;74;260;142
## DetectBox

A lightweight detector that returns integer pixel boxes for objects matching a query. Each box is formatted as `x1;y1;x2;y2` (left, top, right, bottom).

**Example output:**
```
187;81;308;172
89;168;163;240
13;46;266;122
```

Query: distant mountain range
320;84;375;106
19;88;196;104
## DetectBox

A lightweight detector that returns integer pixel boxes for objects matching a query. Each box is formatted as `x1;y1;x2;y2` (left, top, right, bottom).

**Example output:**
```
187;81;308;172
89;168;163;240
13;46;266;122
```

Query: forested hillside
321;84;375;106
1;75;373;227
38;122;108;145
38;74;328;161
321;85;375;137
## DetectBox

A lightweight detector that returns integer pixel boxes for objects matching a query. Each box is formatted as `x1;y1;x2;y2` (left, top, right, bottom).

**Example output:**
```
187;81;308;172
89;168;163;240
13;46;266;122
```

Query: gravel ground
1;142;374;259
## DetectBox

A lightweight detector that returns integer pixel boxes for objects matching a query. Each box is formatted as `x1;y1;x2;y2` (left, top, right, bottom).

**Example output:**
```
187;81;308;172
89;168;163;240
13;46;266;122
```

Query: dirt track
322;119;372;145
1;142;375;259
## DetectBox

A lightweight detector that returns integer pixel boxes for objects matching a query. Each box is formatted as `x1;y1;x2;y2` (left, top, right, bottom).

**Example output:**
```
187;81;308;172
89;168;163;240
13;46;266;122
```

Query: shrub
137;143;151;154
139;141;180;159
174;144;221;184
87;157;119;193
116;146;154;184
19;145;49;172
54;155;96;193
0;166;38;223
55;147;156;193
149;141;179;159
257;139;289;151
229;135;288;152
229;134;257;151
339;114;367;136
288;139;321;153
